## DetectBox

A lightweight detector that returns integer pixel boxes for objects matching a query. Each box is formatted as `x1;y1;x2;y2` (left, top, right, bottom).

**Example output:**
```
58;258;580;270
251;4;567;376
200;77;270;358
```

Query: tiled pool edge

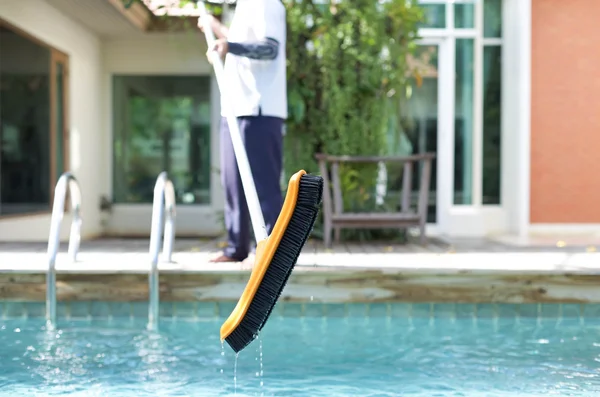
3;267;600;319
2;301;600;321
2;270;600;304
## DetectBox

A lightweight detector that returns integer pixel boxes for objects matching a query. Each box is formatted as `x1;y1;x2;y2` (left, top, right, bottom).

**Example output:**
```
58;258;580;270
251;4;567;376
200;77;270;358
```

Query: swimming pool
1;303;599;396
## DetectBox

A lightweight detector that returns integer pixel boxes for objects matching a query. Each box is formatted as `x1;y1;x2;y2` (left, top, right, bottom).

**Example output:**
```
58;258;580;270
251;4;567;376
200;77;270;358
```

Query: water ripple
0;317;599;396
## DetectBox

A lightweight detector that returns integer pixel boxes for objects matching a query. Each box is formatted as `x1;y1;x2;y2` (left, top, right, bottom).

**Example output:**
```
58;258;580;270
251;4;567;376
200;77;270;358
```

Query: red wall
530;0;600;223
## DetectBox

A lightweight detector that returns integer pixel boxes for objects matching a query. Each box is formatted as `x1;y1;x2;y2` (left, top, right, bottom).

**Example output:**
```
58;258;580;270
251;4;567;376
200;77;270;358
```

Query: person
199;0;287;265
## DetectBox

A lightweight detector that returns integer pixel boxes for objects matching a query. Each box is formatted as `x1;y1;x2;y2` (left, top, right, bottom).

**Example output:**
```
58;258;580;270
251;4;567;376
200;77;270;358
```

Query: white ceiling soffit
45;0;153;38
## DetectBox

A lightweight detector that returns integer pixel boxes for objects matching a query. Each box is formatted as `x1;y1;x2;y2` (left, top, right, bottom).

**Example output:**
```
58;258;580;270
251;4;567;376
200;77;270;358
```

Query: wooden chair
315;153;435;247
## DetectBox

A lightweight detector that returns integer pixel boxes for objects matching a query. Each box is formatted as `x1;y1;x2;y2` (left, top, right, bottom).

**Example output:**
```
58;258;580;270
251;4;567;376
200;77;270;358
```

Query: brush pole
198;1;268;243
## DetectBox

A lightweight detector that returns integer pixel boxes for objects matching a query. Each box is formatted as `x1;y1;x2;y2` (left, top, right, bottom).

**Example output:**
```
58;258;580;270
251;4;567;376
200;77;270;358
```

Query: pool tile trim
1;301;598;322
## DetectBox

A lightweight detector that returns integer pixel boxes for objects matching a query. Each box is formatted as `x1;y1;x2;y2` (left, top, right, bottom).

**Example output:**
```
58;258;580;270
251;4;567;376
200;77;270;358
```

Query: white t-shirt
222;0;287;120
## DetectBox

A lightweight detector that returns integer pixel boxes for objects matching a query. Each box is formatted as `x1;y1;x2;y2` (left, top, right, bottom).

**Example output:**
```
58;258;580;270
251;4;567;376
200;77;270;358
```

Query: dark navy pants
220;115;284;261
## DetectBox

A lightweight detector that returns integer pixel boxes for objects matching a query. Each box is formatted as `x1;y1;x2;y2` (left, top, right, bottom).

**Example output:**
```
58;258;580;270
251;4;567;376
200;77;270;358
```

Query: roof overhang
141;0;236;17
45;0;153;38
139;0;236;32
44;0;235;38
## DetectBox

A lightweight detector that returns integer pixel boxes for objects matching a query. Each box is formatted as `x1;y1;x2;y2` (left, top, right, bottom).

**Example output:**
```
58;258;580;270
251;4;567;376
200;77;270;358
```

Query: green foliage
283;0;424;241
123;0;222;11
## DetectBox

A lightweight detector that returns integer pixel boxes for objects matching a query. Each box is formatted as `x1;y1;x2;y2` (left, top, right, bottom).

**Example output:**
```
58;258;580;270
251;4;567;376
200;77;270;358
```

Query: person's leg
211;116;251;262
243;115;284;239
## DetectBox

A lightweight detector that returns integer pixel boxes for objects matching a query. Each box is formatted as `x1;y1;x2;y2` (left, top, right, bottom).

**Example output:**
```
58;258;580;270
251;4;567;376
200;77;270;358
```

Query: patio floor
0;235;598;275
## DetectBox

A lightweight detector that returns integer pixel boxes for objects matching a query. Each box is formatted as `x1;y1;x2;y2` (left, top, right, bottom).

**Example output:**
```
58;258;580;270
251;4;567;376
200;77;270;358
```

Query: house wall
0;0;104;242
101;34;224;236
530;0;600;225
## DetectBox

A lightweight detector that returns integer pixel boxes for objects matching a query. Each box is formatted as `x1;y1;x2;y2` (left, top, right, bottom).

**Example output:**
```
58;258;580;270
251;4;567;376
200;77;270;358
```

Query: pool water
1;311;600;396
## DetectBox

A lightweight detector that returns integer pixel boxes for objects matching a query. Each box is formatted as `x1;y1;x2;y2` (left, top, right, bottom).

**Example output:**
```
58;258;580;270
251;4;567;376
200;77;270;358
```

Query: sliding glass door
0;20;69;216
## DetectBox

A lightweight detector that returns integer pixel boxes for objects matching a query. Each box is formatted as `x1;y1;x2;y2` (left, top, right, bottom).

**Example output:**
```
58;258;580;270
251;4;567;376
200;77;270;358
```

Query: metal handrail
46;172;82;329
147;171;176;331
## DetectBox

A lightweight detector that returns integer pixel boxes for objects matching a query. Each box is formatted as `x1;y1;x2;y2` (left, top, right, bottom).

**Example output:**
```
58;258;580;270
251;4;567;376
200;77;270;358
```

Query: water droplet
220;369;223;373
255;371;259;376
14;328;20;333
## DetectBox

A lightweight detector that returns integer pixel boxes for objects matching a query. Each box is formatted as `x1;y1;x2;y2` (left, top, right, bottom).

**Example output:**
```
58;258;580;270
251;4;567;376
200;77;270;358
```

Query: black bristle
225;174;324;353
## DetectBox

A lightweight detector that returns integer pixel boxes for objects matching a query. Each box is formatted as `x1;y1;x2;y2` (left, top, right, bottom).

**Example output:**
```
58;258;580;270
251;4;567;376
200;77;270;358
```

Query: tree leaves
283;0;424;241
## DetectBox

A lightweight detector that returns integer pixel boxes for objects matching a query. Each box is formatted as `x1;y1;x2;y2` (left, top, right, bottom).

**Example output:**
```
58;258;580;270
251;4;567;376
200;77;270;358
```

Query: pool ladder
45;171;176;331
46;172;82;329
148;171;177;331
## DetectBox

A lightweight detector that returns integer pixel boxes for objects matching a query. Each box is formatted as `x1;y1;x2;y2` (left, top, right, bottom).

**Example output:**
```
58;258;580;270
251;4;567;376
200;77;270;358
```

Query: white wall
0;0;103;242
102;34;224;237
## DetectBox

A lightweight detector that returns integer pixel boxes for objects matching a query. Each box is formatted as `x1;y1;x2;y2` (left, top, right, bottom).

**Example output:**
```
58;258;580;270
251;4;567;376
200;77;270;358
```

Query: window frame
110;74;213;206
417;0;504;208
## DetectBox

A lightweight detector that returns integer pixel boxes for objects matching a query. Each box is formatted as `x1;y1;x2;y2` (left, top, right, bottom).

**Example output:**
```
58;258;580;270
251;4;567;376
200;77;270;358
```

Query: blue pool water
1;305;600;396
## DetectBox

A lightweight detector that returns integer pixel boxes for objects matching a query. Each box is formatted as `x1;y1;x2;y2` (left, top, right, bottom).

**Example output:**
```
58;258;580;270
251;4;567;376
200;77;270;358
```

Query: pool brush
197;1;323;354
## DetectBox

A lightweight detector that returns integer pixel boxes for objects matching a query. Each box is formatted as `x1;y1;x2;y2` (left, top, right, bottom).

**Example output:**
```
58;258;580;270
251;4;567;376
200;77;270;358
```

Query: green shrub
283;0;424;241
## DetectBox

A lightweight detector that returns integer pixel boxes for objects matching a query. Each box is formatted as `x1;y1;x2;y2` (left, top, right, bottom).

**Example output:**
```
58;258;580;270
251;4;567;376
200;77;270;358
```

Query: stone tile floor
0;234;596;253
0;235;598;274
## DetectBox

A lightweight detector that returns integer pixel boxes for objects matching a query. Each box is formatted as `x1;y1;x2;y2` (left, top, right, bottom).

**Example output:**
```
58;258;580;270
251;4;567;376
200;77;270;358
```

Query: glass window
418;4;446;29
482;45;502;205
484;0;502;38
454;38;474;205
0;24;52;215
454;2;475;29
112;75;212;205
394;45;439;223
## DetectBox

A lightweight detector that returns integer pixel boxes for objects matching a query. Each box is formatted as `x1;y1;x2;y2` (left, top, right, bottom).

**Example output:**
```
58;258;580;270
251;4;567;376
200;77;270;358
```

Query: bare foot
209;253;238;263
241;254;255;270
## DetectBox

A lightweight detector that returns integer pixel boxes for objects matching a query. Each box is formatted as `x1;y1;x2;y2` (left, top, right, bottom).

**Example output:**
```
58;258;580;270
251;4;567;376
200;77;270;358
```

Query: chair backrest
314;153;436;217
